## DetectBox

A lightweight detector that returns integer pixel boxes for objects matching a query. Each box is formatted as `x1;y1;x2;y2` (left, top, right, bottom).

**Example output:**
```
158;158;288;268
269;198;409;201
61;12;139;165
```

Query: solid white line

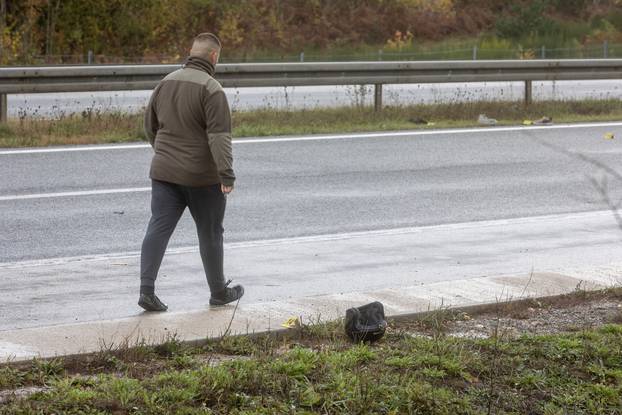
2;121;622;155
0;187;151;201
233;122;622;144
0;143;149;155
0;209;613;269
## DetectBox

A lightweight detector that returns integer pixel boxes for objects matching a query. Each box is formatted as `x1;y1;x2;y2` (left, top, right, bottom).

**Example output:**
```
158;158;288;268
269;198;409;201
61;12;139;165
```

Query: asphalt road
8;80;622;118
1;123;622;263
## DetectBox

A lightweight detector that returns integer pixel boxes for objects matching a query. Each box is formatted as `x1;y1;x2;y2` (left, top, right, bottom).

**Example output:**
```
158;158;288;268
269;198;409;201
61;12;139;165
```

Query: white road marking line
0;187;151;201
0;143;149;155
235;122;622;144
0;209;614;269
1;121;622;155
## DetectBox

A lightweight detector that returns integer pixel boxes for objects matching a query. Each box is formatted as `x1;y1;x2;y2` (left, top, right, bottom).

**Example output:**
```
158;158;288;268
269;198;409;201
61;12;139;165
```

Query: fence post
0;94;7;123
541;46;546;59
604;40;609;58
472;45;478;60
299;51;304;62
524;80;532;106
87;50;93;64
374;84;383;112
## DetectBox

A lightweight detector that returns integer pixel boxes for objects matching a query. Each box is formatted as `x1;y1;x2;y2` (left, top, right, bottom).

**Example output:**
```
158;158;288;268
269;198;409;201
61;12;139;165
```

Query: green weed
0;366;24;389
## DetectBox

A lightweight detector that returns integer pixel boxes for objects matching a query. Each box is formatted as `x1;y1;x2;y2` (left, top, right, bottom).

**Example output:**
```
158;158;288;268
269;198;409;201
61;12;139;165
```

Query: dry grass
2;99;622;148
234;99;622;137
0;111;144;147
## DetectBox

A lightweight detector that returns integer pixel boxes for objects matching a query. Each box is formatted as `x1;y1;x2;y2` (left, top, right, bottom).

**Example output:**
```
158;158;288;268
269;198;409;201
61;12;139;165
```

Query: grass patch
233;99;622;137
1;326;621;413
2;99;622;148
0;110;144;147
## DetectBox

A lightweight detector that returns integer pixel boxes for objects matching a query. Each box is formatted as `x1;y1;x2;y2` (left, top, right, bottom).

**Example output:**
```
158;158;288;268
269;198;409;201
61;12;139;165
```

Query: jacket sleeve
205;89;236;187
144;84;161;147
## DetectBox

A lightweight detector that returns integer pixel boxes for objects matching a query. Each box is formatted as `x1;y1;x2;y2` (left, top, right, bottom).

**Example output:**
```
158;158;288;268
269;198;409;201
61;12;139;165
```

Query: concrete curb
1;271;617;364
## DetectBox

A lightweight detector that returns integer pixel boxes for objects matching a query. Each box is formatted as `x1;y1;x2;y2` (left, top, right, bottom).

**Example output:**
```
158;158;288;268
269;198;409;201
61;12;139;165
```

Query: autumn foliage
1;0;621;64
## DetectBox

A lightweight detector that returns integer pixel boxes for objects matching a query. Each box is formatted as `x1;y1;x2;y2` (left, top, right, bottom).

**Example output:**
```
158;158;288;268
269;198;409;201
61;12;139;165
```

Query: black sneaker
209;280;244;306
138;293;168;312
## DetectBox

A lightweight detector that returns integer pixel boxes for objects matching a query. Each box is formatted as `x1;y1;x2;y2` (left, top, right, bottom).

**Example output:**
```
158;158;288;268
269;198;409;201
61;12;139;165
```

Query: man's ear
210;50;219;65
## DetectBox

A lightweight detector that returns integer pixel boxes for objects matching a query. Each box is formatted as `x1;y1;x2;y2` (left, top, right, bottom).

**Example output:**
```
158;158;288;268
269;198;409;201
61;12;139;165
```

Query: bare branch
588;175;622;232
534;136;622;184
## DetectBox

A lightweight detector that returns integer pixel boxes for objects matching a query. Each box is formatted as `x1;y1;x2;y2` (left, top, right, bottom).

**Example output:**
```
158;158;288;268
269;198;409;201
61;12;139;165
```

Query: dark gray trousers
140;179;227;294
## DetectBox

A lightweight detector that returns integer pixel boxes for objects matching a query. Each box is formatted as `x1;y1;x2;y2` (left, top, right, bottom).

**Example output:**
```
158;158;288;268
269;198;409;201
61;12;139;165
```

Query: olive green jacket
144;56;235;187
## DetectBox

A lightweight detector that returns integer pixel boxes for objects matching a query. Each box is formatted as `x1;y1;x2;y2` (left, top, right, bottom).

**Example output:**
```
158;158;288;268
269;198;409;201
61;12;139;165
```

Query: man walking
138;33;244;312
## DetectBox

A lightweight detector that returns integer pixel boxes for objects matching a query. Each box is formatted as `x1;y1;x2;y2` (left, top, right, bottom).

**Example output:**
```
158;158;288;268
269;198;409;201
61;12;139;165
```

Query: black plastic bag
345;301;387;343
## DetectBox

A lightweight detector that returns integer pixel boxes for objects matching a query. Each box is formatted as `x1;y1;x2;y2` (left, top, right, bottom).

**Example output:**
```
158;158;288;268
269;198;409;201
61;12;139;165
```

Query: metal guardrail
1;59;622;122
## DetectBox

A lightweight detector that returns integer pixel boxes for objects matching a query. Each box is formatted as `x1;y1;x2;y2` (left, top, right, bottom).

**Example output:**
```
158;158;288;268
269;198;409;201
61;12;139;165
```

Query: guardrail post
541;46;546;59
374;84;383;112
604;40;609;58
87;50;93;64
472;45;477;60
524;80;532;106
0;94;7;123
299;52;304;62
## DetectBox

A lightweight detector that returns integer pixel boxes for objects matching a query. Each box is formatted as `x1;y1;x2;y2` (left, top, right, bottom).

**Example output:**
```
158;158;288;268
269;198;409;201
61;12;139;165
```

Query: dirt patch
194;353;251;367
0;386;49;404
397;288;622;339
449;300;622;339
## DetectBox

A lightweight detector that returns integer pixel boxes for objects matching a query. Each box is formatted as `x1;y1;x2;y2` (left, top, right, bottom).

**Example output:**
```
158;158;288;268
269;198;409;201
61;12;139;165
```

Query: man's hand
221;184;233;194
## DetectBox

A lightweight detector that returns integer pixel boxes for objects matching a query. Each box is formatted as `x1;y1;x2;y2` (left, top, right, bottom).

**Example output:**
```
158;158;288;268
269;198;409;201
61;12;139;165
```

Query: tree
0;0;5;61
45;0;61;60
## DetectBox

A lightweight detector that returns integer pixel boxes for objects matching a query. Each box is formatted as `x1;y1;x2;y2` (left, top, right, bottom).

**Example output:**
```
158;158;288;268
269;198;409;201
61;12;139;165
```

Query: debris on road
477;114;497;125
533;116;553;125
345;301;387;343
281;316;300;329
408;117;435;126
409;117;428;124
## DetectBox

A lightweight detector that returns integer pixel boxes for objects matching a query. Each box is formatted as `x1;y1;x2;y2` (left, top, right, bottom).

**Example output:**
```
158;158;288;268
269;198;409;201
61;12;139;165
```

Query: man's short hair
190;33;222;59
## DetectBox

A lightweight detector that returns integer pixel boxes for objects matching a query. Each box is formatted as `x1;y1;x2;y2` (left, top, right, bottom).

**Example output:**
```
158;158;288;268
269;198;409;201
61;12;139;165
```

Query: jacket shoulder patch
205;77;223;95
164;68;211;86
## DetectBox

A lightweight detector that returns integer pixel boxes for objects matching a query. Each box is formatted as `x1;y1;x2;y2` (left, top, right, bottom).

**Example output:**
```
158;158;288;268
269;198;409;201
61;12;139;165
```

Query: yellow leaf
281;316;300;329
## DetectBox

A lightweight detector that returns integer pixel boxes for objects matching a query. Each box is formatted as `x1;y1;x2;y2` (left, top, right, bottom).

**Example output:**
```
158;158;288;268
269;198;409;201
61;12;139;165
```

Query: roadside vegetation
2;99;622;148
1;288;621;414
4;1;622;65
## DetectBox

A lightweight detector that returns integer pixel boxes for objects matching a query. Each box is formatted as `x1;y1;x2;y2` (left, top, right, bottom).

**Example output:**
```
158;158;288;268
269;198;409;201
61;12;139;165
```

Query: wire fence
17;42;622;65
